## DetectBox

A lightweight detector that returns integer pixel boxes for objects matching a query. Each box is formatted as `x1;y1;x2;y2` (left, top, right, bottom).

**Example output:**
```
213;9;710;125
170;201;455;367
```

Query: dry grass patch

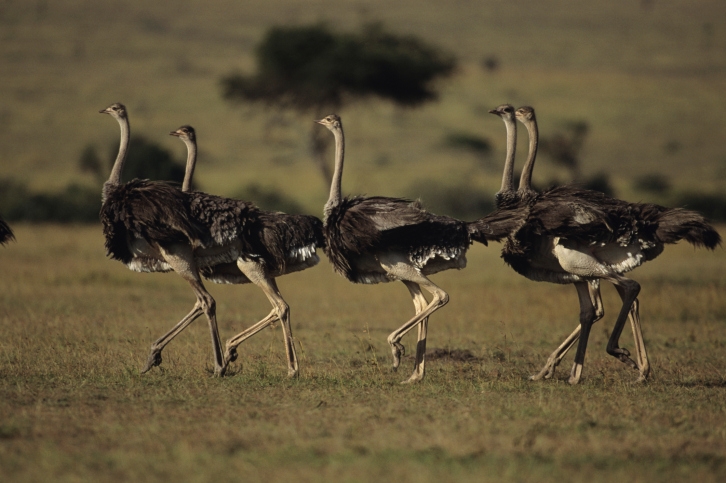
0;225;725;481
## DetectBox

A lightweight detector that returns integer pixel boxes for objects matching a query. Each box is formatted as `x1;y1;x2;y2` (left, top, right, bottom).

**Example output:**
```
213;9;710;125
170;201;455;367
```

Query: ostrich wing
100;180;204;263
256;211;324;268
187;191;260;248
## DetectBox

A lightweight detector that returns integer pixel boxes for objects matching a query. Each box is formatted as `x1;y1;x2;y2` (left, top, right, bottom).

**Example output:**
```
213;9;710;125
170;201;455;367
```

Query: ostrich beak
488;109;497;114
100;108;109;114
314;119;323;124
170;131;181;136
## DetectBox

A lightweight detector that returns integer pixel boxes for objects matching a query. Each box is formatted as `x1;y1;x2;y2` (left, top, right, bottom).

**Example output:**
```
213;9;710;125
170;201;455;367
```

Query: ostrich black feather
324;196;471;282
0;217;14;245
100;179;204;264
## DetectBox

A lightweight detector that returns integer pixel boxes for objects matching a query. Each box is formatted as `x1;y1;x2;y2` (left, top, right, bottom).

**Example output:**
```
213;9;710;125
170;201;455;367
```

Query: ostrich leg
531;279;603;380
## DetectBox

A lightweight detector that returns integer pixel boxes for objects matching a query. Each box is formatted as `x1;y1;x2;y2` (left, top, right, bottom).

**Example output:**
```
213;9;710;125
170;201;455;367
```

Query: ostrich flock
4;102;719;385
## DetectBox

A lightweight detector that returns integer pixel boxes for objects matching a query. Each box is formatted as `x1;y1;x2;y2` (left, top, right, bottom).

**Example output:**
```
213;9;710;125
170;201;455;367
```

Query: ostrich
169;125;324;377
315;114;503;383
0;217;14;245
482;104;721;384
99;103;227;376
511;106;611;380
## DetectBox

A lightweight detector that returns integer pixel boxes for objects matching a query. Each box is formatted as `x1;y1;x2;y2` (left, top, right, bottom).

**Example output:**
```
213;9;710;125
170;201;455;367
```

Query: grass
1;224;725;482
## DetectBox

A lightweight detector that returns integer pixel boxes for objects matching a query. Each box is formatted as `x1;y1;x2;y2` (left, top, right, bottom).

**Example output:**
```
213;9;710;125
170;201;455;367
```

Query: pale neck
324;124;345;221
181;137;197;192
497;116;517;196
518;118;539;194
103;115;130;201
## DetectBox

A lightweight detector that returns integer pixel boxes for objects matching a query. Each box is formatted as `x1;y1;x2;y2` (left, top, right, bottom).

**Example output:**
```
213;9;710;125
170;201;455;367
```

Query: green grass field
1;224;725;482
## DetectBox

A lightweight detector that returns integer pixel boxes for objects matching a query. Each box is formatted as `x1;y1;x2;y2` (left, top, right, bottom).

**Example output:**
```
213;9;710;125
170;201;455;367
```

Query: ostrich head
99;102;127;120
170;125;196;141
315;114;342;132
515;106;536;124
488;103;515;120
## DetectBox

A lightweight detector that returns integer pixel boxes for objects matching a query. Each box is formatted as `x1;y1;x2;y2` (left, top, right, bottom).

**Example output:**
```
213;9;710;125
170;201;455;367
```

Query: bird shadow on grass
668;379;726;388
425;347;481;362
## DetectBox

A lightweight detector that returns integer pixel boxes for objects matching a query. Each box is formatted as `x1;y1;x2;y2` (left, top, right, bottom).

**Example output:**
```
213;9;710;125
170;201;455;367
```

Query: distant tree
221;23;457;183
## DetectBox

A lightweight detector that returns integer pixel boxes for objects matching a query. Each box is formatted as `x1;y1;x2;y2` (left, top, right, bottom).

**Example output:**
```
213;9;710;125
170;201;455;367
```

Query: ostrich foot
568;363;583;385
401;369;424;384
141;349;162;374
634;373;648;383
530;358;558;381
608;347;638;370
224;347;238;365
213;362;227;377
389;341;405;371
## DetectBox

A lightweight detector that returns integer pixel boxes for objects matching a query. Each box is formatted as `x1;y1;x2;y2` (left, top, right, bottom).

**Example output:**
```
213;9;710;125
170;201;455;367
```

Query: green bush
0;178;99;223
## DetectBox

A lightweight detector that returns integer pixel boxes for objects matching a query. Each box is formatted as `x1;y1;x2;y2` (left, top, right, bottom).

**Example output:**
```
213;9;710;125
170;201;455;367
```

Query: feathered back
525;186;619;241
186;191;260;249
0;217;14;245
324;196;470;280
256;211;324;269
100;179;203;263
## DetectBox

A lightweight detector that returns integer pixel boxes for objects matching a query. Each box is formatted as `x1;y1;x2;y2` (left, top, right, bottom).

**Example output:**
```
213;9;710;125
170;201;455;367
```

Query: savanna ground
1;224;725;482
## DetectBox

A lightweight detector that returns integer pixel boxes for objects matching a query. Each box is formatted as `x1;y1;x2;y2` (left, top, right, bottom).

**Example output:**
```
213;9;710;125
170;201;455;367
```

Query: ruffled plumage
324;196;471;282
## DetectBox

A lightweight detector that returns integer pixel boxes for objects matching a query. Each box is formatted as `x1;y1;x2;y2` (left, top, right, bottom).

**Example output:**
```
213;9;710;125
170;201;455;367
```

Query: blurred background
1;0;725;222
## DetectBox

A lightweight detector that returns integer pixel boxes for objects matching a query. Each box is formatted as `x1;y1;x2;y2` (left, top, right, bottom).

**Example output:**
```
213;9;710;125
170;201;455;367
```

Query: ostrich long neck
497;115;517;197
103;115;130;201
324;124;345;222
181;137;197;192
518;117;538;195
